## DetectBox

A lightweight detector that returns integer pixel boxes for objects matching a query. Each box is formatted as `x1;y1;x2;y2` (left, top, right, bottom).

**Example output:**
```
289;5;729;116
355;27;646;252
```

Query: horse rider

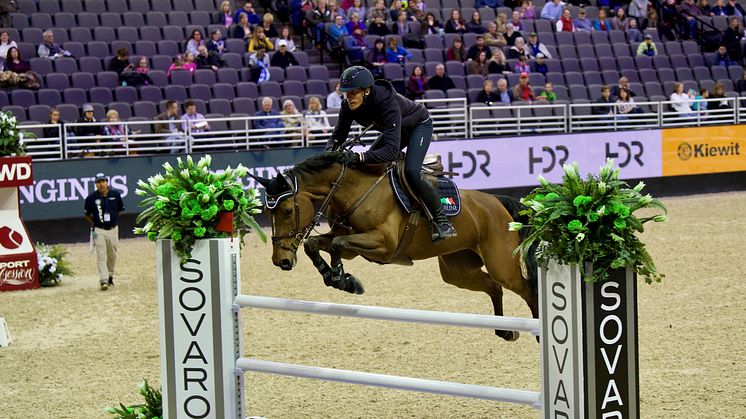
325;65;457;242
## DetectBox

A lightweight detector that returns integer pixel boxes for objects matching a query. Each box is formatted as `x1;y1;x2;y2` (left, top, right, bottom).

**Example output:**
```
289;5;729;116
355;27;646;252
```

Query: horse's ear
278;173;295;192
248;173;273;189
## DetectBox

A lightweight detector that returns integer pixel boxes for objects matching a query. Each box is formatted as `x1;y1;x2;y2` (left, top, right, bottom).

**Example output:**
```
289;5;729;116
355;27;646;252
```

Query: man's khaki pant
94;226;118;284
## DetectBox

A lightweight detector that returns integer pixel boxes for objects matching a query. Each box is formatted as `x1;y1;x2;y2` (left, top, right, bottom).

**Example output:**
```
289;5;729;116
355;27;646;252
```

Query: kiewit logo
0;226;23;249
677;142;692;161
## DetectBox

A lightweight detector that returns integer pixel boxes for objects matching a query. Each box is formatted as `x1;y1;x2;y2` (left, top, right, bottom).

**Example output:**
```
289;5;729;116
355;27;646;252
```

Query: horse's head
254;172;316;271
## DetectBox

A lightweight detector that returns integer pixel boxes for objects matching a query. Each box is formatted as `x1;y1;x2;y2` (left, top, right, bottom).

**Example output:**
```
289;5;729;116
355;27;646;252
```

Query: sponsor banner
0;253;40;291
662;126;746;176
429;131;663;190
0;156;33;188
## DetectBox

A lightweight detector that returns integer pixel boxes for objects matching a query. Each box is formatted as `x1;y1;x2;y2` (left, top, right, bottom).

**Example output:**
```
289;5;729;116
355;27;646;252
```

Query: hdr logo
528;145;569;174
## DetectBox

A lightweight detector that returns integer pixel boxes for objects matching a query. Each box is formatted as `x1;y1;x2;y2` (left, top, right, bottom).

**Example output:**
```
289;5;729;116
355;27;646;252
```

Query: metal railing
18;96;745;161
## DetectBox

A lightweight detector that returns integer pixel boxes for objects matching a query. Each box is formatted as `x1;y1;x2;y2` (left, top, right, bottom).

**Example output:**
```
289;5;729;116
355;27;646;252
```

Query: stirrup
431;222;457;243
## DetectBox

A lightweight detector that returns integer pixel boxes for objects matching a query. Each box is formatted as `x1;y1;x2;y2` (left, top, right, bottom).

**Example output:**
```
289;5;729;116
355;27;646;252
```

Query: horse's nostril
280;259;292;270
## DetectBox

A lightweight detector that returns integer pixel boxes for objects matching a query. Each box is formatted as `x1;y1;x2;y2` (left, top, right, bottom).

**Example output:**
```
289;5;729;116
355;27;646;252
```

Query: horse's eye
284;207;293;218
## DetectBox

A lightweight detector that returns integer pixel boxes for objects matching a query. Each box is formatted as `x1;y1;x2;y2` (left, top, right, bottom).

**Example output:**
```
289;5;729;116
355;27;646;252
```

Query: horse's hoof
495;330;520;342
345;273;365;295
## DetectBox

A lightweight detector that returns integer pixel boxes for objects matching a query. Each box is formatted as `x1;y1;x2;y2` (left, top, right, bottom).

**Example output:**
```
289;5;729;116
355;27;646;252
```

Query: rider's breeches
404;119;442;212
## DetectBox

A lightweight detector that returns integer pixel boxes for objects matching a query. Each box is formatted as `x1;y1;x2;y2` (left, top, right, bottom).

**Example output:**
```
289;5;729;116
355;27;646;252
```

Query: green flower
156;183;174;196
567;219;584;232
194;227;206;237
223;199;235;211
171;230;182;241
194;182;209;194
147;231;157;241
614;218;627;229
586;212;599;222
617;205;630;218
239;197;248;207
545;192;560;200
573;195;592;207
534;193;546;201
154;201;166;211
180;207;194;219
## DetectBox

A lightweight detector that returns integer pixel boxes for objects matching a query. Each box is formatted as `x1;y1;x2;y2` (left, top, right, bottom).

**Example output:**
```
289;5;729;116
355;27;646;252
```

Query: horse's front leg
327;231;390;295
304;233;335;287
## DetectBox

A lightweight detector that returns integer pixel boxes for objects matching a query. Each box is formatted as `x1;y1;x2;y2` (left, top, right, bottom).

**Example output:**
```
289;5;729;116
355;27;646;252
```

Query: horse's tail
496;195;539;303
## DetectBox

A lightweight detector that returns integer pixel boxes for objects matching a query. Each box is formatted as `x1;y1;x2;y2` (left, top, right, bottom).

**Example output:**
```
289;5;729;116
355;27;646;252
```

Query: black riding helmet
338;66;374;92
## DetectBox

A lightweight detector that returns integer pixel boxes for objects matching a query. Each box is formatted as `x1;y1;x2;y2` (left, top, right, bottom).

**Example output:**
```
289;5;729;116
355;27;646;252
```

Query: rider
325;65;457;242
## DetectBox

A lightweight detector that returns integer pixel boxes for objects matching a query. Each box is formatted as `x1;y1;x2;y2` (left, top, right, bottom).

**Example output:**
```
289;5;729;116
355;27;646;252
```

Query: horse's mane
293;152;340;175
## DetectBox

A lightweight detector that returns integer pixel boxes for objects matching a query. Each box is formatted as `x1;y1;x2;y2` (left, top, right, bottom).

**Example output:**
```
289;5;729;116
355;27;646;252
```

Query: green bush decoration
36;243;74;287
509;159;667;284
133;155;266;262
105;379;162;419
0;111;34;156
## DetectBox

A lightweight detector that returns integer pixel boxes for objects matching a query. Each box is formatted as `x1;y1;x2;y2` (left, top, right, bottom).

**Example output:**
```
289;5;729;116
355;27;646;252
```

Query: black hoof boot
330;266;365;295
495;329;520;342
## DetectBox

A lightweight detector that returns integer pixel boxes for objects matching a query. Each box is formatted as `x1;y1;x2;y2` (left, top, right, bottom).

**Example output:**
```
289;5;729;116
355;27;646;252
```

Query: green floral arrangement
134;155;266;261
509;159;667;284
36;243;74;287
105;379;162;419
0;111;29;156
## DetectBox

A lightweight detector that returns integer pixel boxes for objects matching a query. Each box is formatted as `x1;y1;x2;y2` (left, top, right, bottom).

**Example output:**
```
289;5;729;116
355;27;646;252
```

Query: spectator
488;49;511;74
77;104;103;137
468;50;489;76
505;23;523;46
0;31;16;61
710;44;736;66
329;0;346;24
277;26;297;52
281;99;303;132
196;45;222;71
104;110;127;146
254;97;285;133
328;15;350;41
446;38;467;62
520;0;537;20
678;0;702;40
393;11;420;48
476;0;501;8
5;46;29;73
249;26;274;52
467;10;486;34
670;82;695;116
711;0;728;15
167;55;186;77
593;85;615;115
636;34;658;56
426;63;456;92
514;55;530;73
496;12;507;33
232;13;252;40
467;35;492;61
346;13;368;48
270;40;299;69
367;0;391;26
421;13;444;37
405;65;428;100
647;8;659;30
214;1;234;28
476;79;500;106
710;82;730;109
206;31;226;57
182;99;210;133
445;9;467;34
43;108;67;139
537;82;557;102
484;22;507;47
724;0;746;16
37;30;72;59
508;36;528;59
540;0;564;21
248;45;270;83
234;1;260;25
385;37;412;63
136;57;151;82
108;47;151;86
615;88;639;117
388;0;407;21
659;0;678;41
304;96;331;134
347;0;367;23
261;13;279;38
510;11;524;31
308;1;333;42
692;87;709;111
735;70;746;94
186;30;206;56
0;0;18;28
532;53;548;75
724;17;743;62
556;8;574;32
512;72;535;101
496;78;514;104
628;0;650;29
368;15;391;36
183;52;198;72
574;8;593;31
406;0;425;21
626;18;644;42
327;82;344;109
525;32;552;58
611;76;637;97
612;7;629;30
155;100;185;154
366;38;388;78
593;8;612;32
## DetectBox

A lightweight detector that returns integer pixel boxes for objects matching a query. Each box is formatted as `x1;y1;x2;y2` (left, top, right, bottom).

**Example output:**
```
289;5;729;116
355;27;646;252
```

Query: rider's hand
338;151;361;165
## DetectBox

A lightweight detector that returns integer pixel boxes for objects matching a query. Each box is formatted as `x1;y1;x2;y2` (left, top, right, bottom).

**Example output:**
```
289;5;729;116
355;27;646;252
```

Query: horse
253;152;538;341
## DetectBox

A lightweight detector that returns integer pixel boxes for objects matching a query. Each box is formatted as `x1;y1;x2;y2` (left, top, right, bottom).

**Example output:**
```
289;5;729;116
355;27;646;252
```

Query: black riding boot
417;176;457;243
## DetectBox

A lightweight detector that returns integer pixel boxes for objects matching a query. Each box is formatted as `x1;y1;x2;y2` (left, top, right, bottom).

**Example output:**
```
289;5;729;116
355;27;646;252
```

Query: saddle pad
390;171;461;217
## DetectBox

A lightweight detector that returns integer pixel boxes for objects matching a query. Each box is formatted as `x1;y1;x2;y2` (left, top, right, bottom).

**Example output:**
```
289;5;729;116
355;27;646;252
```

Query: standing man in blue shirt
84;174;124;290
540;0;564;20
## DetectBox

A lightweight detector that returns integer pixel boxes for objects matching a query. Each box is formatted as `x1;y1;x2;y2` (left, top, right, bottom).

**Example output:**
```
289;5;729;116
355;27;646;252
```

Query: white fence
19;96;746;160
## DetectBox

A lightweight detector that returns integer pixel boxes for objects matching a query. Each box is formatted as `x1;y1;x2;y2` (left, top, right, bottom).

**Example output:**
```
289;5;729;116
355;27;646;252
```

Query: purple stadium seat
598;56;617;72
285;66;307;83
268;67;284;82
16;0;35;14
170;70;193;86
111;41;133;56
54;57;78;74
77;57;101;74
212;83;235;100
190;11;211;27
225;38;246;54
89;86;114;104
62;42;85;59
194;69;217;85
38;0;60;13
146;12;168;27
21;28;43;45
46;72;70;90
108;102;132;120
139;26;161;43
2;106;27;121
546;72;564;86
711;66;728;81
30;13;52;30
100;13;122;29
87;41;110;58
69;72;94;90
157;40;180;57
580;57;599;73
148;70;168;86
133;101;158;119
29;58;53;76
123;12;145;27
258;81;282;98
208;98;232;115
106;0;128;13
135;41;157;58
189;84;212;102
28;104;52;123
77;13;99;29
688;54;705;68
602;70;620;84
235;82;257;99
306;80;328;96
163;26;185;43
283;80;305;97
63;88;88;107
221;53;243;69
114;86;138;104
611;43;631;58
168;11;189;27
232;97;255;114
151;55;173;72
93;27;116;43
164;85;188;101
129;0;150;13
55;104;79;123
11;89;35;107
63;0;83;13
139;85;164;103
308;65;330;81
584;72;602;86
96;71;119;88
565;72;584;85
152;0;172;12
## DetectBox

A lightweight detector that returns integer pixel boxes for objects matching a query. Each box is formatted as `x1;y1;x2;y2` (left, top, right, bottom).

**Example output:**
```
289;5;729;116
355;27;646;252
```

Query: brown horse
254;152;538;340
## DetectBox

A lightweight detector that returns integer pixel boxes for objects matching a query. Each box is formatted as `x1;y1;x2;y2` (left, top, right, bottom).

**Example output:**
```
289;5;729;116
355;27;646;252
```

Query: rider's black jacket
327;79;430;164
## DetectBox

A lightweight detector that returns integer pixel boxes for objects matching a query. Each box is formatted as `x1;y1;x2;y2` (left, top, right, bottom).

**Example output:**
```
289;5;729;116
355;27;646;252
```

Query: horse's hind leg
438;252;519;341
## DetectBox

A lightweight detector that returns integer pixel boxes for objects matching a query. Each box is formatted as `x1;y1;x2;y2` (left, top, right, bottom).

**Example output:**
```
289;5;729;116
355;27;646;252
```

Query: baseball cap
83;104;94;112
536;53;545;58
529;32;537;37
95;173;108;182
520;72;528;78
277;39;288;47
644;34;653;40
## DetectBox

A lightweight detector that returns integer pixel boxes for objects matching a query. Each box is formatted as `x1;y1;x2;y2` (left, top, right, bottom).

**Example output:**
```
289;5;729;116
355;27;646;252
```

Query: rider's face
345;88;367;110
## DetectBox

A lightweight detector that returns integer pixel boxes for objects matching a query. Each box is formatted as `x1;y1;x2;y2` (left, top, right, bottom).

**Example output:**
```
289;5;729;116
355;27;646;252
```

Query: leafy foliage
105;379;162;419
133;155;266;261
0;111;31;156
36;243;74;287
509;159;667;283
